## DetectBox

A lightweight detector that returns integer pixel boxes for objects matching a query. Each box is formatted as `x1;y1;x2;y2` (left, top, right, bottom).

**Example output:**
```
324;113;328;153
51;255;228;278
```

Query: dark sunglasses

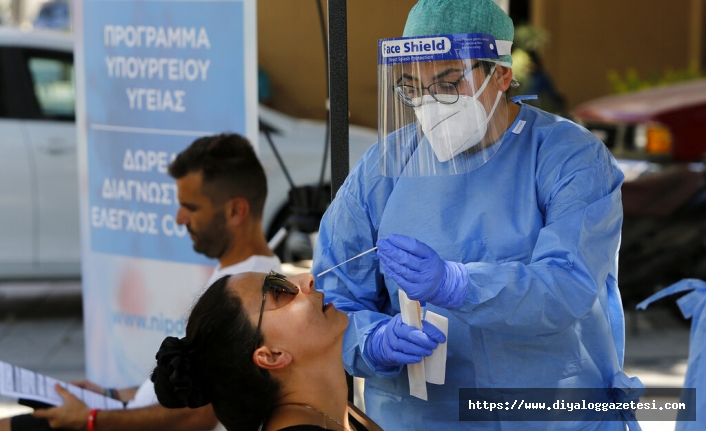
256;270;299;334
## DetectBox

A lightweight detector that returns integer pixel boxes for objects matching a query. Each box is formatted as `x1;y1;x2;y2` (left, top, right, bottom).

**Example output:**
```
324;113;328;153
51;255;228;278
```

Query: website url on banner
112;311;185;336
458;388;696;421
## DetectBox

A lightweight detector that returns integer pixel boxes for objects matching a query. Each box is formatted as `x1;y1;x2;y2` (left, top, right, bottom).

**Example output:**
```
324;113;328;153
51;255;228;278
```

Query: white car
0;27;377;278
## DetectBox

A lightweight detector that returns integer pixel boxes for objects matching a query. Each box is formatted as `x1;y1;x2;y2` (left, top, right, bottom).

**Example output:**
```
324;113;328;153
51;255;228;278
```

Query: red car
573;79;706;163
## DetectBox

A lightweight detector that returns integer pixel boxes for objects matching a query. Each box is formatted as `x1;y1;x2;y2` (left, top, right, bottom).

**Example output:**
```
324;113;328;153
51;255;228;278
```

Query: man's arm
33;385;218;431
70;379;138;403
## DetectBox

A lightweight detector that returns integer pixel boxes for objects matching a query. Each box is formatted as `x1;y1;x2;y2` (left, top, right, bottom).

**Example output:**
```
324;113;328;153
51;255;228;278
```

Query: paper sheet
0;361;124;410
398;290;428;400
423;311;448;385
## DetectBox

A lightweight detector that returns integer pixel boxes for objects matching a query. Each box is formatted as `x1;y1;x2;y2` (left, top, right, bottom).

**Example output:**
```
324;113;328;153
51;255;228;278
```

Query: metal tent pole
327;0;349;198
327;0;354;403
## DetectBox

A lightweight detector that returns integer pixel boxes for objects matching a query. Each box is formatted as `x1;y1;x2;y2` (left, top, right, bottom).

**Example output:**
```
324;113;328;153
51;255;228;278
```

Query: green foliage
510;49;532;84
608;63;704;94
510;24;551;85
513;25;549;53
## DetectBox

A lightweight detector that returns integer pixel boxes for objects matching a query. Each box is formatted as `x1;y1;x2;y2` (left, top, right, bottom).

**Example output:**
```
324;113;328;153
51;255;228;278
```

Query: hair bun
152;336;211;408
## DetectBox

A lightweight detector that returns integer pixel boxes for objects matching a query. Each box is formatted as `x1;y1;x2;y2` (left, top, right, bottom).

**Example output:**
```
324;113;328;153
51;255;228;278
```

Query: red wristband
87;409;99;431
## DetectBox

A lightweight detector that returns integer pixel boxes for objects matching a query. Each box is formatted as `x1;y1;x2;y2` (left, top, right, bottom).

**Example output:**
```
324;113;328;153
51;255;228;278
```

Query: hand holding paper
33;385;92;429
398;290;449;401
0;361;123;410
367;314;445;368
423;311;449;385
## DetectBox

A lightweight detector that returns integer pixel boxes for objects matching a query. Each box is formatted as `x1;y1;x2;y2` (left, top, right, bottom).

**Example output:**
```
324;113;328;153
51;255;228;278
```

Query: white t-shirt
126;254;282;410
204;254;283;287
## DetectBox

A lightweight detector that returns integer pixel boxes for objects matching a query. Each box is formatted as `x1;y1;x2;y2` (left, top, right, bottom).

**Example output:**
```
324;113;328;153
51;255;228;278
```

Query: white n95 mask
413;70;502;163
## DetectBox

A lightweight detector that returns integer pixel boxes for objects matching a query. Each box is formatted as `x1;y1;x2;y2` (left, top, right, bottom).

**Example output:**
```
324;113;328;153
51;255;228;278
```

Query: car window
27;55;74;120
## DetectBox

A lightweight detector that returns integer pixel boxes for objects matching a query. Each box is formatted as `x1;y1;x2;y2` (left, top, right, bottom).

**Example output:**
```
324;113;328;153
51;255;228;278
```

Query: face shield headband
377;33;512;177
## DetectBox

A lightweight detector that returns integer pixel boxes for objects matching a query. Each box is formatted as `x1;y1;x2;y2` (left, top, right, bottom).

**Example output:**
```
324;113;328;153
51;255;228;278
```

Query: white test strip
398;290;428;401
423;311;448;385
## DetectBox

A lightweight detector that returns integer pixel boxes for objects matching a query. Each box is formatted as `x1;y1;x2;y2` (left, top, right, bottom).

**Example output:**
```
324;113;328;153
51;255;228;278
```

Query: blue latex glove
377;233;469;309
367;314;446;368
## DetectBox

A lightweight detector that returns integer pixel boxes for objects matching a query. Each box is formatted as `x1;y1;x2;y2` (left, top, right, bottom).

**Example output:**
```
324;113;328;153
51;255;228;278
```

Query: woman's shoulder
338;142;395;210
517;104;602;149
279;415;374;431
276;423;371;431
274;405;379;431
515;104;617;174
277;426;334;431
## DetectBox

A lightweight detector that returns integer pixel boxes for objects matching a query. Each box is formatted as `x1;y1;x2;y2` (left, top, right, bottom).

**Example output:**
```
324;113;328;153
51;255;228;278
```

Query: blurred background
1;1;706;430
2;0;703;127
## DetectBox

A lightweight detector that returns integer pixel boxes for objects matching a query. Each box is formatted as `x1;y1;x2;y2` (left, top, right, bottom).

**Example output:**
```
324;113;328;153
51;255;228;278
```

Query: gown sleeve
452;134;624;336
313;149;404;378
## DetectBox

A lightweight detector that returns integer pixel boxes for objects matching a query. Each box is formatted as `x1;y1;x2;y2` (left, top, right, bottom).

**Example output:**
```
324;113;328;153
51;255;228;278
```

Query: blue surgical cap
403;0;514;66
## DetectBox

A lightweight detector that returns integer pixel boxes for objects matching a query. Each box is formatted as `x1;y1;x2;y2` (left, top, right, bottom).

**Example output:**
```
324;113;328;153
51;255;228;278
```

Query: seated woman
151;271;382;431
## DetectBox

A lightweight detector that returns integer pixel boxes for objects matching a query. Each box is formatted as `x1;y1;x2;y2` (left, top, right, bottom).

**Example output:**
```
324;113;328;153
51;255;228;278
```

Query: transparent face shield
378;33;510;177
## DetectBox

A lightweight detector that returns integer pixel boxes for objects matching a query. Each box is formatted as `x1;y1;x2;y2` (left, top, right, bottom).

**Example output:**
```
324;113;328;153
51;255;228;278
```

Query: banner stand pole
327;0;353;403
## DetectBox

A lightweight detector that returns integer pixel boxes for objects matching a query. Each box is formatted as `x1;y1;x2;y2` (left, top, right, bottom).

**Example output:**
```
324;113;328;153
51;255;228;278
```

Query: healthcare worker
312;0;644;430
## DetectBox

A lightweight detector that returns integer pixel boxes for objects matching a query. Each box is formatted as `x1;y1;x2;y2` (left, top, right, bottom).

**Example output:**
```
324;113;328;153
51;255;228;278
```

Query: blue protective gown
313;104;643;431
637;279;704;430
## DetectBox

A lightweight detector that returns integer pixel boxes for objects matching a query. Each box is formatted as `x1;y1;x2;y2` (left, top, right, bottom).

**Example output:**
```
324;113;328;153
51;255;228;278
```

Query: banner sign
74;0;257;385
84;0;256;264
